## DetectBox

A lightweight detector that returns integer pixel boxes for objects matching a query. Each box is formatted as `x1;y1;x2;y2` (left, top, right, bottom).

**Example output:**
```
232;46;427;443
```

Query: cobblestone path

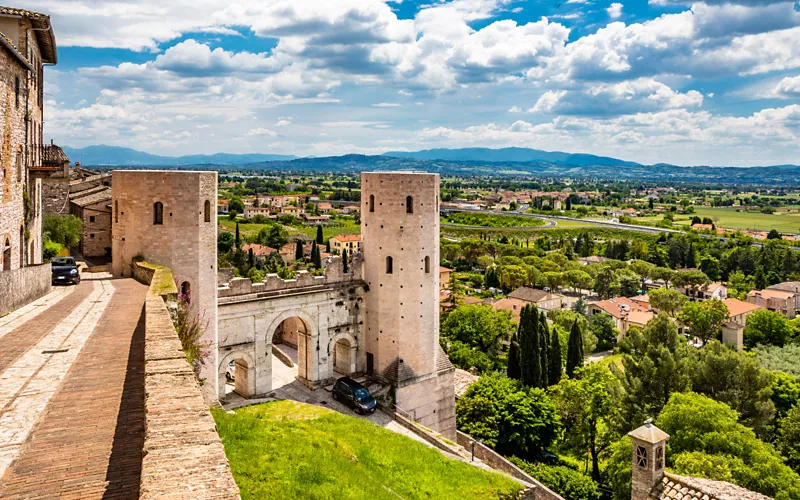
0;277;147;499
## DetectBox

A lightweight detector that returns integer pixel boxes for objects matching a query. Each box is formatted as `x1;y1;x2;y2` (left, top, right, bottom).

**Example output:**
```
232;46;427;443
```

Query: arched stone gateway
217;257;366;401
218;350;256;400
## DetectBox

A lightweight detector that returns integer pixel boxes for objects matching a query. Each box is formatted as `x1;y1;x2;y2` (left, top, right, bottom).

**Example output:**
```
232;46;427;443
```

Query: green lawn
219;218;360;241
211;401;522;500
676;206;800;233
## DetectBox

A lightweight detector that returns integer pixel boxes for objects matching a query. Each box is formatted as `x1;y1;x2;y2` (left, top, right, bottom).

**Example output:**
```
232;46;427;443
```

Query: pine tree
295;240;304;261
235;222;241;248
539;311;549;388
342;248;349;273
566;319;584;378
507;330;521;381
548;323;562;385
316;225;323;244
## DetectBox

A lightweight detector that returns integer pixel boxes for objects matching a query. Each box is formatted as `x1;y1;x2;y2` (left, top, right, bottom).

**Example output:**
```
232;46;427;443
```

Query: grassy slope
211;401;522;500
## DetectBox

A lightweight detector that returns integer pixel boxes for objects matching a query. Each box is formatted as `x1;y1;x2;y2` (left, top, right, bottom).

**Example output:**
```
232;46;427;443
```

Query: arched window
204;200;211;223
369;194;375;213
180;281;191;303
114;200;119;223
153;202;163;225
424;256;430;274
406;195;413;214
385;256;393;274
2;237;10;271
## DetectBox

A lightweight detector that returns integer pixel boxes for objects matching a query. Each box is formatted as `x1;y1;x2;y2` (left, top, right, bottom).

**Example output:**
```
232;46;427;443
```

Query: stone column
628;420;670;500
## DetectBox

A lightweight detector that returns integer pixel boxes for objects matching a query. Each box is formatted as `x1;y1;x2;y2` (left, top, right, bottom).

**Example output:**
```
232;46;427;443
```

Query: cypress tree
342;248;349;273
326;239;331;253
507;330;521;381
548;322;562;385
519;305;541;387
566;197;572;211
248;247;254;268
316;225;323;244
295;240;304;261
566;319;584;378
539;311;549;388
235;222;241;248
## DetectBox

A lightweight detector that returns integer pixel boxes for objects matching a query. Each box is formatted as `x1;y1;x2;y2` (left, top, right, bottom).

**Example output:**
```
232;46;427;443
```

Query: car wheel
332;392;339;401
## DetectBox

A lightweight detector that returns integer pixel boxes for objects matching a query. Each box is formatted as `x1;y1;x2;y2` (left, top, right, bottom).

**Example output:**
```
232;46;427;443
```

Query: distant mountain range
62;145;296;166
384;147;643;167
64;144;799;185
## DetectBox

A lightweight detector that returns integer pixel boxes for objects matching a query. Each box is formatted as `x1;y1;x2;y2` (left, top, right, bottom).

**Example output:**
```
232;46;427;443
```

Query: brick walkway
0;283;93;374
0;278;148;499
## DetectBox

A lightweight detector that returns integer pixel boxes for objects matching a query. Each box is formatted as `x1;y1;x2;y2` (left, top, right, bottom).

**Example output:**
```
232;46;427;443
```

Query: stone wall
456;431;565;500
41;177;70;215
0;262;51;316
139;264;240;499
79;199;112;258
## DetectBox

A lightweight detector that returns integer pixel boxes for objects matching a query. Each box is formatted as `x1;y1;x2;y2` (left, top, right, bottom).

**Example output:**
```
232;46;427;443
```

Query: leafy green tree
218;231;234;253
257;223;289;249
446;340;495;373
755;344;800;378
778;406;800;473
689;341;775;436
672;269;711;291
657;392;800;499
543;271;564;291
614;314;692;431
441;304;515;354
566;320;584;378
499;265;529;290
510;460;601;500
772;372;800;420
647;287;688;316
571;297;587;316
677;299;729;345
229;197;245;214
315;225;323;244
456;374;561;457
484;266;501;289
699;255;721;281
563;269;594;295
745;309;793;349
593;266;620;299
43;214;83;249
629;260;656;292
589;313;617;351
550;364;620;480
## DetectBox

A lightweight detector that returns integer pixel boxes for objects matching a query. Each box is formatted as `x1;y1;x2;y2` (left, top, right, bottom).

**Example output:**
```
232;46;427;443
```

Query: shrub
510;459;602;500
43;240;62;260
174;287;210;370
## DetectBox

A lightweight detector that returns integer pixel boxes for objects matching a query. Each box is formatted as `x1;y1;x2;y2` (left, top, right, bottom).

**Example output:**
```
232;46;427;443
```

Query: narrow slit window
386;256;393;274
204;200;211;223
115;200;119;223
424;256;430;273
153;202;164;225
369;194;375;213
406;195;413;214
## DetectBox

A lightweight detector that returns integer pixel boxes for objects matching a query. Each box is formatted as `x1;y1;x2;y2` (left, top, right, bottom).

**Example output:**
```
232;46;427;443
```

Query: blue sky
30;0;800;166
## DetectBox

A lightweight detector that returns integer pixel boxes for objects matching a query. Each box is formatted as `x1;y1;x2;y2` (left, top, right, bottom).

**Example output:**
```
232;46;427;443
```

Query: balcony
29;141;70;173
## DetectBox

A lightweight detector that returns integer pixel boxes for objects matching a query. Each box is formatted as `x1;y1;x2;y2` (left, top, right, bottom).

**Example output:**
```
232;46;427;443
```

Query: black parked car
332;377;376;414
51;257;81;285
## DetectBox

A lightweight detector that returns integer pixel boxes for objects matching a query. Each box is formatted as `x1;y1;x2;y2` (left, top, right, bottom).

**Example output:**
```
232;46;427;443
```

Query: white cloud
508;105;524;113
770;75;800;98
246;127;277;136
607;3;623;19
372;102;402;107
531;78;703;115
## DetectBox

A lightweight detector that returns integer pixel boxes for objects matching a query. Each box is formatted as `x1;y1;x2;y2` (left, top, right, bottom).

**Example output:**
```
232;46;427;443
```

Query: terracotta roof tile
724;298;761;317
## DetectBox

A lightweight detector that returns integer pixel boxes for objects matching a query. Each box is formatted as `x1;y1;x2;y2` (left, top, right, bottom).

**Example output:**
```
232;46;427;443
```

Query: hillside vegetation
211;401;523;500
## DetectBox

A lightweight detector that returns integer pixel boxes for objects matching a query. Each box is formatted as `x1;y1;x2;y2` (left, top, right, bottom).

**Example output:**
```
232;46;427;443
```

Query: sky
28;0;800;166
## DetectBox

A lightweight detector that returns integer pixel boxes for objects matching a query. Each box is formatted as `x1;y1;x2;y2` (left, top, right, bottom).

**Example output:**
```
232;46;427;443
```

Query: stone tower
361;172;455;438
628;420;670;500
111;170;219;402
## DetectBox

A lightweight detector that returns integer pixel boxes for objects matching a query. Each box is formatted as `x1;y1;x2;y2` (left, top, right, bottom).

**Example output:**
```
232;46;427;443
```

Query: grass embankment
211;400;522;500
137;261;177;295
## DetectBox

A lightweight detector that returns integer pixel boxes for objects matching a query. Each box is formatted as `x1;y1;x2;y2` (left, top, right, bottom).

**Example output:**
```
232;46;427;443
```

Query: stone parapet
139;264;240;499
456;431;565;500
218;253;363;300
0;263;52;316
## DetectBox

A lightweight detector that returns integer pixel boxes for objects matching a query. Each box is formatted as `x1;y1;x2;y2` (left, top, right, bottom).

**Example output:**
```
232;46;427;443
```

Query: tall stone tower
361;172;455;438
111;170;219;402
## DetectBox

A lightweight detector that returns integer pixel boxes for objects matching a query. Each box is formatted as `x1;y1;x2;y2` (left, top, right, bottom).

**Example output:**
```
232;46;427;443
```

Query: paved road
0;276;147;499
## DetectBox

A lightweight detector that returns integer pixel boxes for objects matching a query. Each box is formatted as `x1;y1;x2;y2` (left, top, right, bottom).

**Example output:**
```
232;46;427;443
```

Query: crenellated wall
218;253;363;300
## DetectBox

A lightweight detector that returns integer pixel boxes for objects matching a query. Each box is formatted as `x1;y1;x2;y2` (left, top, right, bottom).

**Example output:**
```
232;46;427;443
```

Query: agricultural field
212;401;522;500
442;212;546;228
674;206;800;233
219;218;360;241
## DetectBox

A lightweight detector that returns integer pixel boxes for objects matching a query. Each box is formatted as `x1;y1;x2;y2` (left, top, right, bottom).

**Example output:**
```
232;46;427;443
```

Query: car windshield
353;387;370;401
51;257;75;266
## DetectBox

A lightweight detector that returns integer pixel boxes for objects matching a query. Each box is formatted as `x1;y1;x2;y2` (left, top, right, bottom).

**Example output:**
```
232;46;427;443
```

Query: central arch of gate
216;280;365;402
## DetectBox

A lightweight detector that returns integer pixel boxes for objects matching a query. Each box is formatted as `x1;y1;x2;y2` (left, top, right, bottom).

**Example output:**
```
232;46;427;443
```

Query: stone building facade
361;172;456;438
111;170;219;401
0;6;57;272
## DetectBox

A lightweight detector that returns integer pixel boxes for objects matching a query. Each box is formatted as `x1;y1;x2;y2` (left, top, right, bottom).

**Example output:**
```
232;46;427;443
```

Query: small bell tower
628;419;669;500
